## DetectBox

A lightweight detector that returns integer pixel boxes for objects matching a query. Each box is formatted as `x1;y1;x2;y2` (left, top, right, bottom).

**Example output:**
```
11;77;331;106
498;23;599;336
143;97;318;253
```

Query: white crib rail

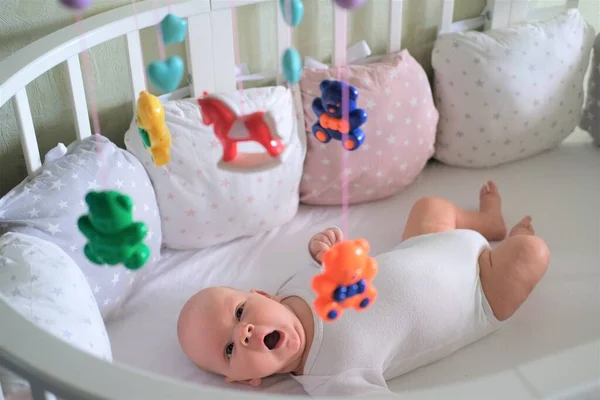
0;0;211;178
0;301;324;400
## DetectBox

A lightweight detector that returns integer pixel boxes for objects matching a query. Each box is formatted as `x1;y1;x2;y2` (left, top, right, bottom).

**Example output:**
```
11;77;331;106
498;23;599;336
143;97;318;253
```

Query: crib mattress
106;130;600;399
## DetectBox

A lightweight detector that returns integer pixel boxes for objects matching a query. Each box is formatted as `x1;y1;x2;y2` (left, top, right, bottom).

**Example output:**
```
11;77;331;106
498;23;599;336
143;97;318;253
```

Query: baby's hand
309;227;343;265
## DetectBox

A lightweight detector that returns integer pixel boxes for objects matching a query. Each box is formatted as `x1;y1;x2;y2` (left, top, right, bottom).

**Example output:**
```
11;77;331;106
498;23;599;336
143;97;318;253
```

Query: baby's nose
239;323;254;346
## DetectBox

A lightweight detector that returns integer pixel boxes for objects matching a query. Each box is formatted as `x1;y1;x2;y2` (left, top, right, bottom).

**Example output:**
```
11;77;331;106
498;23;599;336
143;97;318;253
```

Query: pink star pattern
298;51;438;205
124;86;304;250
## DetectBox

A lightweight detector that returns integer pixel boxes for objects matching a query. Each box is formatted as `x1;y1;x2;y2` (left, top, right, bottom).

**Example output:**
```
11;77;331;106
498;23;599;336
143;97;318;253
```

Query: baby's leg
402;181;507;242
479;217;550;321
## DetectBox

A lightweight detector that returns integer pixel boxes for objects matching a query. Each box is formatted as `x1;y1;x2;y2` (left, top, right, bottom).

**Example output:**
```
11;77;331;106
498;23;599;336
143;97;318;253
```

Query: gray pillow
580;33;600;146
0;135;162;319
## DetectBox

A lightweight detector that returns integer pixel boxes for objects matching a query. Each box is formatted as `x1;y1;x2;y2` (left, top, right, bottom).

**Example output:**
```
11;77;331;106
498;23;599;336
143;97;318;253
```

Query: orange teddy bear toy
311;238;378;322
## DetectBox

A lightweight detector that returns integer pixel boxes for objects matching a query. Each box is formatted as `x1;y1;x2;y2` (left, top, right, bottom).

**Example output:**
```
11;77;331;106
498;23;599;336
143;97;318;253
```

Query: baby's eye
225;343;234;359
235;304;244;320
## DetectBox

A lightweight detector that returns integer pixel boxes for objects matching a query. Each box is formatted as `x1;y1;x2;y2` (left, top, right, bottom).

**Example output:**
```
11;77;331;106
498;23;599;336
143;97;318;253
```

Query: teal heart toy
161;14;187;44
147;56;184;92
279;0;305;84
282;48;302;84
279;0;304;27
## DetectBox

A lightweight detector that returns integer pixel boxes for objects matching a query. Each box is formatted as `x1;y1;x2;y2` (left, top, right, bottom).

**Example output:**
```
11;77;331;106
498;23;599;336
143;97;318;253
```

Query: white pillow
0;232;111;398
0;136;163;319
124;86;306;250
432;9;595;167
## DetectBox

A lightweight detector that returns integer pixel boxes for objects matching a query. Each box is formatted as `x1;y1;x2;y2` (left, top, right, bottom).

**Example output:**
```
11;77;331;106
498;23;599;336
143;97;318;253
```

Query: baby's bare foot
309;227;343;264
479;181;507;240
509;216;535;236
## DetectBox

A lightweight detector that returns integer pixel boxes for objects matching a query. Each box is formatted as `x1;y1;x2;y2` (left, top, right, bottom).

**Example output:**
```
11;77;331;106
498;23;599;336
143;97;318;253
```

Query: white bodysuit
276;229;503;396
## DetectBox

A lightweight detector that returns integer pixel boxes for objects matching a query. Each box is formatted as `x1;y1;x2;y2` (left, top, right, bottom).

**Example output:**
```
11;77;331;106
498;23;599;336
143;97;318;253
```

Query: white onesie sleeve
294;369;395;397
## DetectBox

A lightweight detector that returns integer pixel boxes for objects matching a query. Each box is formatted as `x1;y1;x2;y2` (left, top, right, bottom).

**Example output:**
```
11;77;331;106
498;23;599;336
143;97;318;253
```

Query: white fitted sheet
106;132;600;399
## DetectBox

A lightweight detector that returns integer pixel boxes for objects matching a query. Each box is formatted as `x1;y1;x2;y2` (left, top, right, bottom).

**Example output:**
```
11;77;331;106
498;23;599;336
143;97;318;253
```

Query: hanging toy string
336;8;350;239
73;10;108;189
152;0;167;62
230;1;246;116
340;67;350;238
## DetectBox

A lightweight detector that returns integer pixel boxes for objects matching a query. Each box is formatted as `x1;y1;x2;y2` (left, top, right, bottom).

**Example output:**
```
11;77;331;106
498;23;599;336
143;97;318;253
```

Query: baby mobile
303;0;376;323
60;0;377;322
59;0;185;270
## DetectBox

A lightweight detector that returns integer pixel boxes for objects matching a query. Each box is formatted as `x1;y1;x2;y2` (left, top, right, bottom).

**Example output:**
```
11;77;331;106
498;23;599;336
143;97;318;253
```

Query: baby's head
177;286;306;387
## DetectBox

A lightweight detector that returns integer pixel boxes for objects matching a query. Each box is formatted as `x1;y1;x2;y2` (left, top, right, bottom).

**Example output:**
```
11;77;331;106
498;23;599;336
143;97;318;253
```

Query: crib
1;0;599;399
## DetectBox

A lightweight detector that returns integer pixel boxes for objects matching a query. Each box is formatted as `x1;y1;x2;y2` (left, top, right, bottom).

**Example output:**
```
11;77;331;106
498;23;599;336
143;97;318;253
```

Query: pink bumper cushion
298;50;438;205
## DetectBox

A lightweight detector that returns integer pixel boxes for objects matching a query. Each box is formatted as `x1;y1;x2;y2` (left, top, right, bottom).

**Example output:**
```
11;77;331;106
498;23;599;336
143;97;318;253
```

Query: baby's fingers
324;227;343;245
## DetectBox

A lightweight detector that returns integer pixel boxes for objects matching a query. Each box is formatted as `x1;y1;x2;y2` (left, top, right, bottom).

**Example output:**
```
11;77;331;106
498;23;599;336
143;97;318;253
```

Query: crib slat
13;88;42;177
488;0;511;29
126;30;146;106
439;0;455;34
566;0;579;9
211;8;236;93
186;13;215;96
276;0;289;85
65;55;92;140
29;384;48;400
507;0;529;25
333;5;348;67
388;0;403;53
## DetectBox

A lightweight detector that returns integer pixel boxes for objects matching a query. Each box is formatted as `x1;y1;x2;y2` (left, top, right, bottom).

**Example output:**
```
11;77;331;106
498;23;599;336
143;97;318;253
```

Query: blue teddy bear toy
312;79;368;151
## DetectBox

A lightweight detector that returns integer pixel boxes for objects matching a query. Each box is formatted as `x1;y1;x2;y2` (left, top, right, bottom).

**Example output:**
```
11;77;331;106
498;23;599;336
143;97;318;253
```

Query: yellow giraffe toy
136;91;172;167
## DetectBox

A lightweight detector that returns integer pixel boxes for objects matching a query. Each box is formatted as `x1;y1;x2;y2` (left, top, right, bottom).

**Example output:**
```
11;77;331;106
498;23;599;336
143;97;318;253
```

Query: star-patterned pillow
0;135;163;319
432;9;595;168
580;32;600;146
0;232;111;398
298;50;439;205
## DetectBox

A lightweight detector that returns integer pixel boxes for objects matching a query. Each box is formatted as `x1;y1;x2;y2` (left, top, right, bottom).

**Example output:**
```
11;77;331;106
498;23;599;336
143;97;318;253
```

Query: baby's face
177;287;306;386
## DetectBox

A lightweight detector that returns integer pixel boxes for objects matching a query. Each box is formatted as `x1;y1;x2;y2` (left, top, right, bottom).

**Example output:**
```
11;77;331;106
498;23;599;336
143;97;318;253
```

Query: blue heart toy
147;56;184;93
161;14;187;44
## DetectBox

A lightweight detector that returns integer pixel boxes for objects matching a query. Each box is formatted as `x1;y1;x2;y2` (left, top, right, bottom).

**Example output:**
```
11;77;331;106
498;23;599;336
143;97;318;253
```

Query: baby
177;182;550;396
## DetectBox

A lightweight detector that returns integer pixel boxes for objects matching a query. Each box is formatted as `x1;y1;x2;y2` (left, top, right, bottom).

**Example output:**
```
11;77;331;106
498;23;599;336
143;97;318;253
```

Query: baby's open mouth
263;330;281;350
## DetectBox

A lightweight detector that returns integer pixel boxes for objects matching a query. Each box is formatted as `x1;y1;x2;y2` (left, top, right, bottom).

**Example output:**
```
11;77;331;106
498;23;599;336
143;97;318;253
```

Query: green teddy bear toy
78;190;150;270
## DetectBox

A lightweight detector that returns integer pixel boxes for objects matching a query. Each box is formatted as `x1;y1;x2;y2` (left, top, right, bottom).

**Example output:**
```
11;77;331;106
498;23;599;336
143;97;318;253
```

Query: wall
1;0;488;195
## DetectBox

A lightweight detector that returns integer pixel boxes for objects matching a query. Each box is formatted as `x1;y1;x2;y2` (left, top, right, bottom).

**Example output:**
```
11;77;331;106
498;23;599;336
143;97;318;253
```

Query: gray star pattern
0;135;161;319
0;233;113;364
431;13;595;167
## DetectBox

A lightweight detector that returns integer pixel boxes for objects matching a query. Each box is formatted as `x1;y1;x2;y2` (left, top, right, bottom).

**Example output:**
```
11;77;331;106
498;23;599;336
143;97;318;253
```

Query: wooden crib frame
0;0;580;399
